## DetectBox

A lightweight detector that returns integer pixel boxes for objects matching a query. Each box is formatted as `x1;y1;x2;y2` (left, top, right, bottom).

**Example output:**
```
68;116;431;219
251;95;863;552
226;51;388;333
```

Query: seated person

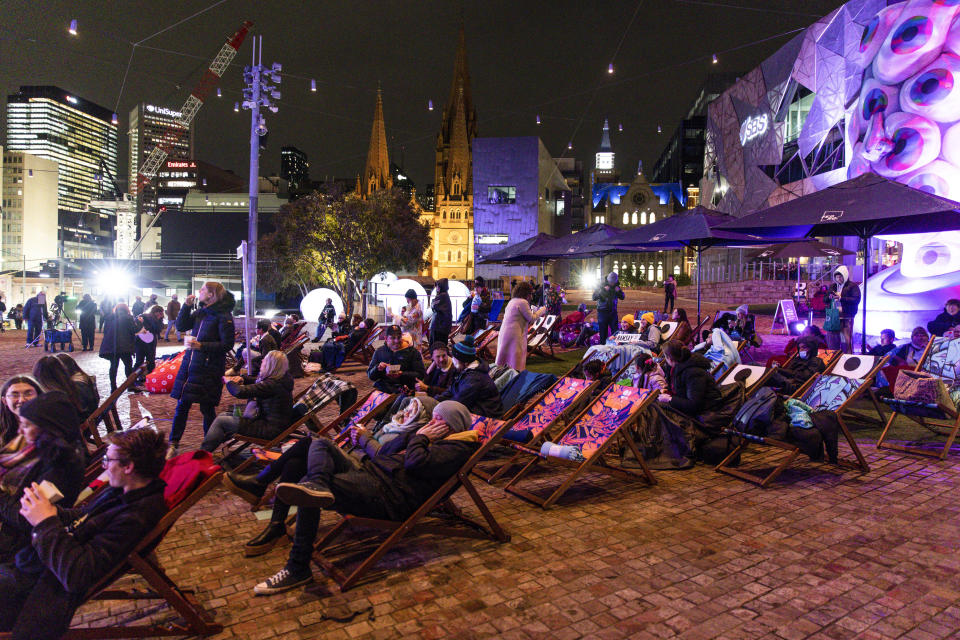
54;354;100;422
253;401;478;595
618;314;637;335
868;329;898;357
416;342;457;397
436;335;503;417
891;326;929;367
927;299;960;337
658;342;722;417
277;315;301;348
201;351;294;453
712;312;736;334
636;313;661;350
582;358;611;387
367;325;427;394
670;308;692;345
330;313;348;338
0;376;42;446
765;336;825;395
236;319;279;376
575;320;600;347
314;318;375;371
31;356;97;424
632;353;668;392
0;426;168;639
769;325;828;367
0;392;86;560
558;303;587;329
729;305;758;345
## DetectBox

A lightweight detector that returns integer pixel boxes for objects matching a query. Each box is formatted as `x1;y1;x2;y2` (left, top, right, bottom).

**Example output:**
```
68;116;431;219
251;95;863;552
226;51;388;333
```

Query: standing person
11;304;23;331
429;278;452;346
99;303;137;392
22;292;47;347
132;305;164;389
399;290;423;349
829;266;861;354
663;274;676;314
164;294;181;342
544;282;562;318
470;276;492;331
0;376;41;446
75;293;98;351
130;296;145;317
495;281;544;372
0;295;5;333
98;296;112;332
313;298;336;342
592;272;624;342
168;282;236;456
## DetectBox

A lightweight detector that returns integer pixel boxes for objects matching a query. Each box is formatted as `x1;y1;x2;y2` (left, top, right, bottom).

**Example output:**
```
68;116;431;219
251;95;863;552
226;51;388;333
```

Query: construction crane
125;20;253;259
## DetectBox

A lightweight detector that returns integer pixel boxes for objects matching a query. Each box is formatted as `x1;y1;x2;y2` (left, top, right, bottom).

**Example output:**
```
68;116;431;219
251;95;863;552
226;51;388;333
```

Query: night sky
2;0;844;191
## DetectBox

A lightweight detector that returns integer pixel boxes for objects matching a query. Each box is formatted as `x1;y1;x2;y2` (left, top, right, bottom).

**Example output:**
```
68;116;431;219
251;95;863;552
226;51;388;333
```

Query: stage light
216;88;222;98
233;102;239;112
657;124;662;134
428;99;434;111
536;114;540;125
97;268;132;298
618;123;623;132
111;113;118;126
581;272;598;289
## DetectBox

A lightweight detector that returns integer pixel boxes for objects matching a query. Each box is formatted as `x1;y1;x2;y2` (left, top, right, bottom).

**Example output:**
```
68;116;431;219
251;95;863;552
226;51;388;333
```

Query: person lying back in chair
252;400;479;596
764;336;825;395
0;426;168;640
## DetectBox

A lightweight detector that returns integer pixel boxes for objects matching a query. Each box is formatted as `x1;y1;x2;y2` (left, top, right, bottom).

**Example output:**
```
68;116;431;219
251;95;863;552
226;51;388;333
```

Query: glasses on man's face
101;456;127;468
4;391;36;401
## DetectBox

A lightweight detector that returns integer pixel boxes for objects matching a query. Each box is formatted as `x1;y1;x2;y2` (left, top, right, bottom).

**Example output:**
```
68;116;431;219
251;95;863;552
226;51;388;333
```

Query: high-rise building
280;146;309;191
420;26;477;280
6;86;119;257
128;103;194;213
0;147;59;270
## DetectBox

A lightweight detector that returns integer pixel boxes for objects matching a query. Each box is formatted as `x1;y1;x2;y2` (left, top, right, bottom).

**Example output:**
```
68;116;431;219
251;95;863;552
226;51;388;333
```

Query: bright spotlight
98;268;132;298
581;272;598;289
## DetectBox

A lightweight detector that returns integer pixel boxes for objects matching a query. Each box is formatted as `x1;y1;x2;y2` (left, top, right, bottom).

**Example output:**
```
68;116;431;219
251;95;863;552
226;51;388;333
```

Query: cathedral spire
599;118;612;153
362;87;392;197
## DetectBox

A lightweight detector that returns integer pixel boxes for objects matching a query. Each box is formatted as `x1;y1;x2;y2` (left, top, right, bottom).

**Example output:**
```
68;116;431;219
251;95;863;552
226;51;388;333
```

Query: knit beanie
736;305;748;316
18;391;80;446
621;314;635;327
452;335;477;360
433;400;472;433
606;272;619;285
641;312;655;325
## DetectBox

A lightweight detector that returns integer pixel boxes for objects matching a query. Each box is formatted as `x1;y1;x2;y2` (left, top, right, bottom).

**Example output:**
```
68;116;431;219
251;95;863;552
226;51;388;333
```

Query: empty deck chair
877;336;960;460
716;352;884;487
475;326;499;360
504;385;659;508
475;376;601;482
311;413;513;591
528;314;559;359
716;363;775;397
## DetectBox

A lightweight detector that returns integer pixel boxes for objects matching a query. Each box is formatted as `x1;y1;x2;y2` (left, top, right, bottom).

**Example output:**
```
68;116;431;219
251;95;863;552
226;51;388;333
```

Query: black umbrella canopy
718;173;960;239
749;240;854;260
524;223;625;260
585;206;768;252
478;232;557;264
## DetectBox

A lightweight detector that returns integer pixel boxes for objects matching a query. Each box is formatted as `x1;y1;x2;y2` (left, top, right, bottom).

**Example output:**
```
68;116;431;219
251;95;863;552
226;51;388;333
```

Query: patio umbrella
524;223;625;260
719;172;960;352
477;232;557;265
586;206;769;322
750;240;855;293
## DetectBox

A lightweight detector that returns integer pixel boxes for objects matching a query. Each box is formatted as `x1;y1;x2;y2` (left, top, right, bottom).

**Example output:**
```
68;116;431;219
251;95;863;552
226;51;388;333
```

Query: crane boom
136;20;252;185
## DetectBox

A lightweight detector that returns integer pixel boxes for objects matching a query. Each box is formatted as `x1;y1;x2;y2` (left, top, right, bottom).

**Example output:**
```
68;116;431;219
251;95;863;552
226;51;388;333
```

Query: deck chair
562;348;619;380
687;316;710;346
476;327;499;360
504;385;659;508
343;326;382;367
22;461;225;639
325;389;397;443
659;321;679;342
717;363;775;397
877;336;960;460
488;299;506;326
528;314;559;359
311;413;514;591
716;353;883;487
821;353;890;426
475;376;602;483
81;365;148;481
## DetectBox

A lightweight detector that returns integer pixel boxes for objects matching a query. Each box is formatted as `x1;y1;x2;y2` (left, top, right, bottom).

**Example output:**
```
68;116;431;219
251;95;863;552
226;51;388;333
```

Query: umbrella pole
861;235;868;354
696;249;702;325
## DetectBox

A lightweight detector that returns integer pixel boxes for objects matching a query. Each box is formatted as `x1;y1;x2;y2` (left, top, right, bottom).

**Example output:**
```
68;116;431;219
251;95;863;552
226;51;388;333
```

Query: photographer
76;294;98;351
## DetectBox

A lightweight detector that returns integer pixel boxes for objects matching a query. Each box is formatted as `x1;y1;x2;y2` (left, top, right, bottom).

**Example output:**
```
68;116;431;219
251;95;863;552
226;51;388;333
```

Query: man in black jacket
928;299;960;337
367;325;426;394
593;272;625;342
765;335;826;394
75;294;98;351
435;335;503;417
254;400;479;595
659;342;723;416
0;426;168;640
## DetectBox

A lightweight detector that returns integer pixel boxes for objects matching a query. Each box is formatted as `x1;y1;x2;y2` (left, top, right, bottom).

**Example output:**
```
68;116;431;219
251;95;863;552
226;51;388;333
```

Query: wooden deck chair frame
474;375;607;483
311;416;515;591
81;365;148;483
687;316;710;346
659;321;679;342
6;472;226;639
476;328;499;361
528;314;559;360
822;353;890;427
877;338;960;460
716;354;883;487
342;326;382;367
558;349;619;383
503;385;659;508
328;391;398;446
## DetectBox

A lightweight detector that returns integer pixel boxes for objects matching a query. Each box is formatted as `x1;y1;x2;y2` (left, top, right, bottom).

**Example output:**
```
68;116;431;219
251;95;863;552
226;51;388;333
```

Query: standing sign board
771;299;799;334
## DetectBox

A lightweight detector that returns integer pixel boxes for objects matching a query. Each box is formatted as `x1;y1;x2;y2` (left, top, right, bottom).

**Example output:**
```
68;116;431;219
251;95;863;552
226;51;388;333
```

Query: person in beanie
367;325;426;394
436;335;503;417
0;426;168;639
593;272;624;342
399;289;424;348
429;278;453;345
253;400;479;595
0;392;86;561
637;312;661;350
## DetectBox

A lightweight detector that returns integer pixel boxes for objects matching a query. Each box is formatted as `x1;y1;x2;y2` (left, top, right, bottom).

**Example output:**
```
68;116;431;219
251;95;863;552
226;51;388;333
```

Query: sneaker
244;522;287;557
223;471;268;506
165;443;180;461
275;481;335;509
253;567;312;595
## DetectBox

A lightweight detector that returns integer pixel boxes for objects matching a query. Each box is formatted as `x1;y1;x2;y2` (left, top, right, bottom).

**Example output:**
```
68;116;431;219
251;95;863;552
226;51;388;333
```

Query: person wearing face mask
253;400;479;595
764;336;826;394
892;326;929;367
168;281;236;458
436;335;503;417
416;342;457;396
367;325;426;394
0;392;86;561
0;377;42;448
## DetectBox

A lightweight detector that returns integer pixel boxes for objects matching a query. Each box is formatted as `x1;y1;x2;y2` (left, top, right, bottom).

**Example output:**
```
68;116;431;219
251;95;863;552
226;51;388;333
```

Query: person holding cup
367;325;426;394
168;282;236;458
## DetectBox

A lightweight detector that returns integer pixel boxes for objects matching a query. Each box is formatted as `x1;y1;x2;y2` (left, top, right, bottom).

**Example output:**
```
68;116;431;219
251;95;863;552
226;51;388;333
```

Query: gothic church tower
358;88;392;198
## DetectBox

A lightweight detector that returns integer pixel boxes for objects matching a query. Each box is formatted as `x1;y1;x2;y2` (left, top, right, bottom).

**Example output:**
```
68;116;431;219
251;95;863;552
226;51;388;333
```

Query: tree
259;187;430;316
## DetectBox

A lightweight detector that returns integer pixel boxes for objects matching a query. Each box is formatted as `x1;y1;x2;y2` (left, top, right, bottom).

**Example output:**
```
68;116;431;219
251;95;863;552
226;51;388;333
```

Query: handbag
241;399;260;420
893;370;949;406
823;302;841;332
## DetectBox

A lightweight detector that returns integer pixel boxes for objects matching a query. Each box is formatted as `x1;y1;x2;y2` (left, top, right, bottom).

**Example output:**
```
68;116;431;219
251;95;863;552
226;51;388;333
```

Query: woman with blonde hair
201;350;294;453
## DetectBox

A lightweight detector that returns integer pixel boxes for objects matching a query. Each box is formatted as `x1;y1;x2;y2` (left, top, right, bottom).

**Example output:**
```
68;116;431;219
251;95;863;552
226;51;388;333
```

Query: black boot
223;470;268;506
244;521;287;557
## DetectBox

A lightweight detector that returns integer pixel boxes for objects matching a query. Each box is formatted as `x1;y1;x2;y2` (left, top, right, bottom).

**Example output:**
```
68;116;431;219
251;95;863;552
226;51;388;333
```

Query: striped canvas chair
504;385;658;508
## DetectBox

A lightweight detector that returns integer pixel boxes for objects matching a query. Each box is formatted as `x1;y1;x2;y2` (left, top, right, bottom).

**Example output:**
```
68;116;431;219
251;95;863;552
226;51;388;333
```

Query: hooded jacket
668;351;723;416
171;292;236;405
430;279;453;338
592;282;624;314
436;361;504;417
833;266;861;319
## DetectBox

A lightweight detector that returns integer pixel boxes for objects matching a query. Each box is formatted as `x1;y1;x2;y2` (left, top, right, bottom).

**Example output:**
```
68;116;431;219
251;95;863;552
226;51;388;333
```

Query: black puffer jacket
669;352;723;416
436;361;503;417
225;373;294;440
172;292;236;405
99;312;137;357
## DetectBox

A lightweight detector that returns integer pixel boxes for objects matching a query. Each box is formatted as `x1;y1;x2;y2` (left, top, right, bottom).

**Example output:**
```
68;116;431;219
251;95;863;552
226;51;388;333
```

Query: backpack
731;387;780;436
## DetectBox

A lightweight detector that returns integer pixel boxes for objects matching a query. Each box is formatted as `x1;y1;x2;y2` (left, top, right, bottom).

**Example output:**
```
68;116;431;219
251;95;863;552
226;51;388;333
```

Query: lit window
487;186;516;204
631;212;637;225
622;212;629;225
649;212;656;223
640;211;647;224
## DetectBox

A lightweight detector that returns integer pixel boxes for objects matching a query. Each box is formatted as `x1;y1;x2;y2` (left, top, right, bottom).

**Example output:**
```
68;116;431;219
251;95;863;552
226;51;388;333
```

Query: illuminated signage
596;152;614;170
146;104;184;119
165;161;197;169
739;113;769;146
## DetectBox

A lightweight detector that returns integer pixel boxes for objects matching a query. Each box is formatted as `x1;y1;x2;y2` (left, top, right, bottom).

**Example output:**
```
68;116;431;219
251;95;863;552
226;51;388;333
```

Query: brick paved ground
3;327;960;639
